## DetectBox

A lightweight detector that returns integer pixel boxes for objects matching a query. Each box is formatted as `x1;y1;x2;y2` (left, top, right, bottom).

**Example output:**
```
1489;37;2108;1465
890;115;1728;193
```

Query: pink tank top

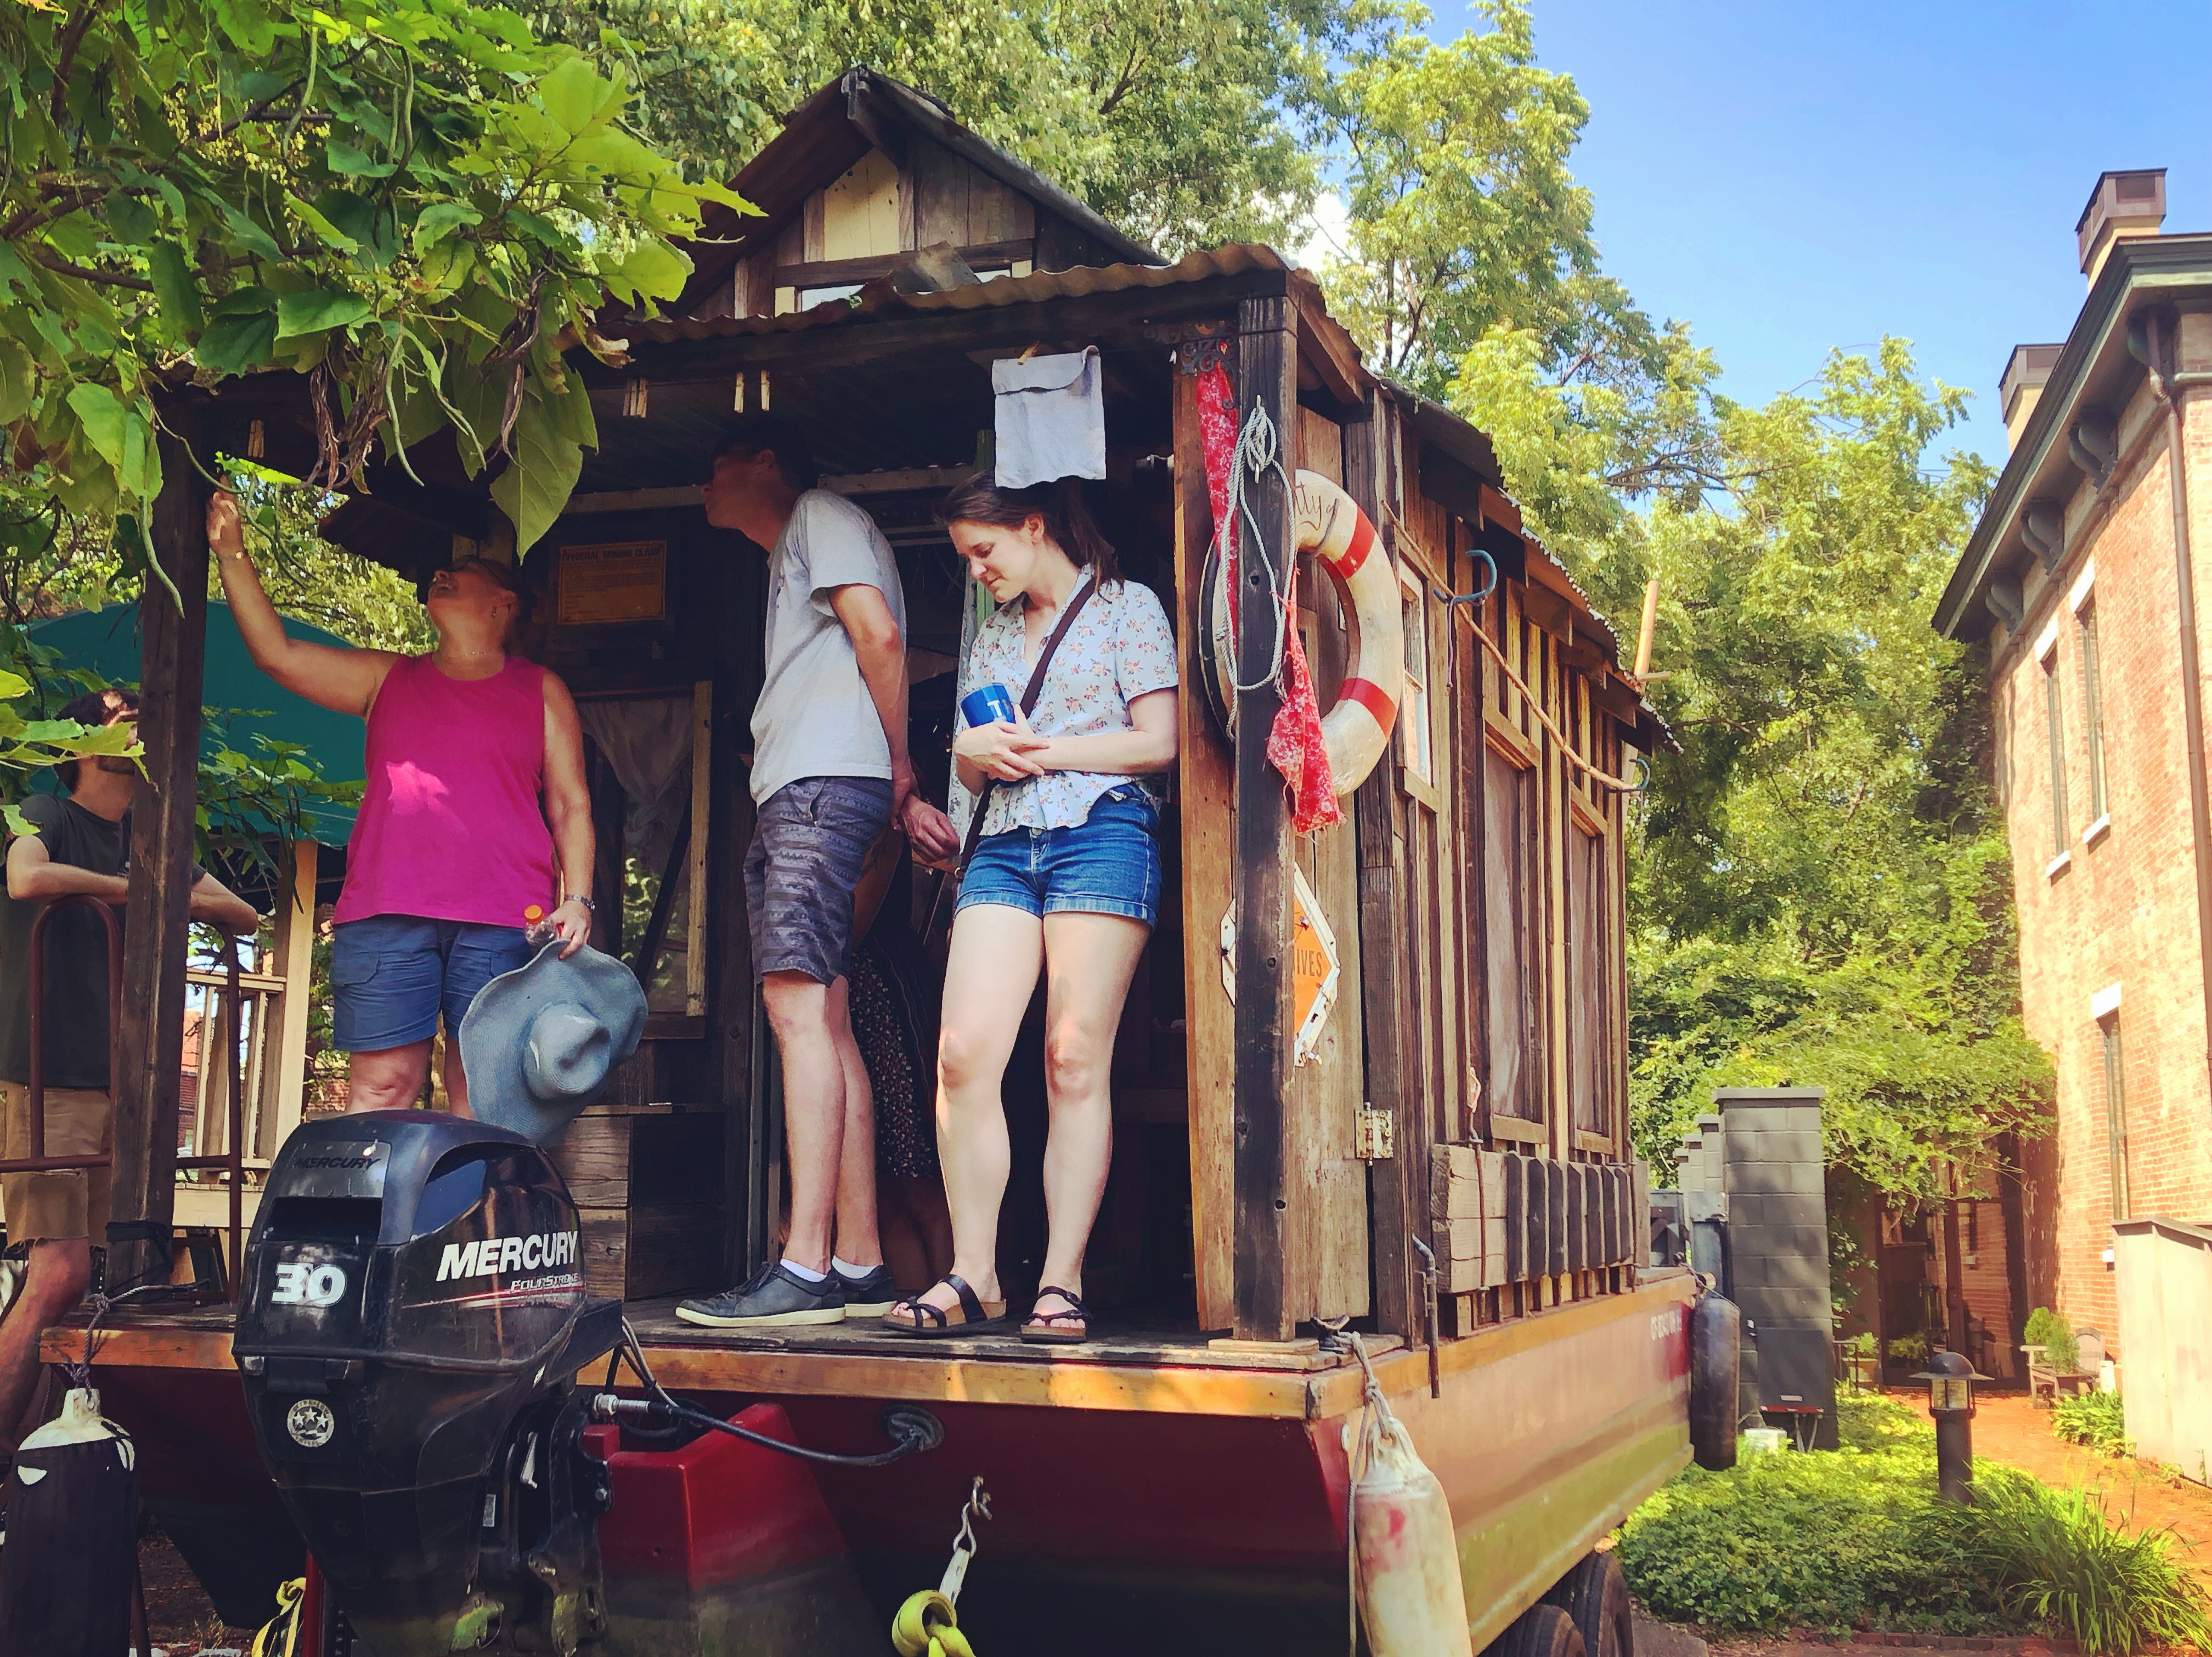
333;654;558;929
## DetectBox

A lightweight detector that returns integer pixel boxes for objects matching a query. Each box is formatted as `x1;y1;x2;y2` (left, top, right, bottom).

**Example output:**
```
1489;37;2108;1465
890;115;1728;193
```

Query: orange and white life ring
1200;469;1402;796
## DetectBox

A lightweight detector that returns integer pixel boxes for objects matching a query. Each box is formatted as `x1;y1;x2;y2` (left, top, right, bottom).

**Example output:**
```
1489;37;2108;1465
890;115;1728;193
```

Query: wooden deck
41;1294;1404;1420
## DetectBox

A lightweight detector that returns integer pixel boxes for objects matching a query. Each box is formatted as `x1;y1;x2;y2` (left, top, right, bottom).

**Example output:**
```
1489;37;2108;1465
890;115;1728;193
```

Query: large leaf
0;337;35;426
105;195;159;248
65;382;131;471
536;55;610;137
410;201;484;255
276;287;373;338
148;242;205;333
489;383;584;553
198;309;279;375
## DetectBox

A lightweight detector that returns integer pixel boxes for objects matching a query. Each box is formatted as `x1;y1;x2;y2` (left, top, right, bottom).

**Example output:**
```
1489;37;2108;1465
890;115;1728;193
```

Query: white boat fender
1345;1336;1474;1657
0;1386;140;1655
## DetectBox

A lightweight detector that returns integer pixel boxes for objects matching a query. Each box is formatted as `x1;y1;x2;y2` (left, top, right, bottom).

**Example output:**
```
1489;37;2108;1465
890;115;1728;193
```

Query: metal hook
953;1476;991;1554
1431;548;1499;610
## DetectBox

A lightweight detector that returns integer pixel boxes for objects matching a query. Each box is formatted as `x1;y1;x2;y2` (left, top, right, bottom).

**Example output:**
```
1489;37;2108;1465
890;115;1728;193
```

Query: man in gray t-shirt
682;420;958;1331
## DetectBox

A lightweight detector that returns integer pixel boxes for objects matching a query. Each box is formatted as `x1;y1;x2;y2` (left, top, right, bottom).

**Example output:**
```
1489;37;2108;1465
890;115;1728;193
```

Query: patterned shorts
744;776;894;983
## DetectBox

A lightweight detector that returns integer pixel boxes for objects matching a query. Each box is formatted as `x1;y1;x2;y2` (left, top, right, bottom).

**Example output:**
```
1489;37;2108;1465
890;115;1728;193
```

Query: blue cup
961;683;1018;729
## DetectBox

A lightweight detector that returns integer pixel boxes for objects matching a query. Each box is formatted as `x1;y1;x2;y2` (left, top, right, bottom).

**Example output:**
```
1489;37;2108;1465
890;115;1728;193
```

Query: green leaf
276;287;372;339
222;201;286;263
0;337;36;426
65;382;131;471
606;237;690;305
106;195;159;248
284;193;360;254
197;308;279;376
489;382;584;553
0;670;29;700
327;137;397;179
148;243;205;333
212;0;278;55
410;201;484;256
535;55;609;137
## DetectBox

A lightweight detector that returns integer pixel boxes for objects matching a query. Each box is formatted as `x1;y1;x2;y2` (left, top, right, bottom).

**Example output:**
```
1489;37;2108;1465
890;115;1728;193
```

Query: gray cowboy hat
457;941;647;1146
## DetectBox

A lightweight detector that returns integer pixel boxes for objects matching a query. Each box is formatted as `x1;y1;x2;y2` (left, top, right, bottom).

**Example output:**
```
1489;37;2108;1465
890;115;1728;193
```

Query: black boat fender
1688;1283;1742;1471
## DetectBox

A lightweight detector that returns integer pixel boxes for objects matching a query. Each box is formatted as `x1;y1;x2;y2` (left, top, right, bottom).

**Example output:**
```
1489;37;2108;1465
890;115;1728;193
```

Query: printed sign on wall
556;541;668;626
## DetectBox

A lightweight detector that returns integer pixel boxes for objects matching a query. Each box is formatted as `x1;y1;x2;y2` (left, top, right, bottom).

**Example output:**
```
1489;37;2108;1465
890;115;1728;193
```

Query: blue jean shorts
330;914;536;1052
746;776;894;983
957;785;1162;928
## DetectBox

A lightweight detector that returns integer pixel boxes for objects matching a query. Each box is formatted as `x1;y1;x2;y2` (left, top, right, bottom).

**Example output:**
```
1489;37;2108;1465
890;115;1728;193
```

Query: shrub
1887;1332;1929;1364
1617;1396;2004;1635
2025;1307;2080;1373
2051;1390;2132;1458
1967;1467;2212;1656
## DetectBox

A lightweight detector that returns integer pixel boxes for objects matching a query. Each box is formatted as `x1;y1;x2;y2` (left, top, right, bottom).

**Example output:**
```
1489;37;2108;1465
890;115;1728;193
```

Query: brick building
1934;169;2212;1370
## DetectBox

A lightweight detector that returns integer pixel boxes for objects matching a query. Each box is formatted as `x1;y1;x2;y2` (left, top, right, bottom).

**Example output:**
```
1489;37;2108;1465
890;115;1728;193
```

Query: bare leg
915;904;1045;1315
764;971;844;1275
825;977;882;1269
348;1041;433;1112
0;1238;91;1444
440;1033;477;1119
1031;913;1149;1328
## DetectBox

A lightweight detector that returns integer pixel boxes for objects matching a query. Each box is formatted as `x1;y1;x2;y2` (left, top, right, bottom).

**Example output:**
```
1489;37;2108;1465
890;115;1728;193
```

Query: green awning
26;601;365;844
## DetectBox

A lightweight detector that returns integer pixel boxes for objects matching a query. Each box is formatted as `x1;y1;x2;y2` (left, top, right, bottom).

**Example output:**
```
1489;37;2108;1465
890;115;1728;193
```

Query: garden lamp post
1912;1349;1982;1504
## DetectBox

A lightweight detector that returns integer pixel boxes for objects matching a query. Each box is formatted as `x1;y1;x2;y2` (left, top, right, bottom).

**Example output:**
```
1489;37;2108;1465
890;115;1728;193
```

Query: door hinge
1356;1105;1395;1161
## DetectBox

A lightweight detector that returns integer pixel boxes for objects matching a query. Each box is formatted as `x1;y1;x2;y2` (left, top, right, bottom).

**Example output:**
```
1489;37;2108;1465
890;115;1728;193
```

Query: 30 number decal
272;1260;349;1307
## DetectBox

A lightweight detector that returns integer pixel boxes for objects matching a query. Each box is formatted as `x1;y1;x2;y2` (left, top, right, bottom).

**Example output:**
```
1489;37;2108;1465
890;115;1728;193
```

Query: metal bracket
1175;329;1235;380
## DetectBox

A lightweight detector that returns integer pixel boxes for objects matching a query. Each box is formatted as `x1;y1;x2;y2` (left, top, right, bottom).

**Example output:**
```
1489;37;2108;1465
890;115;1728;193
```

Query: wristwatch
564;894;596;912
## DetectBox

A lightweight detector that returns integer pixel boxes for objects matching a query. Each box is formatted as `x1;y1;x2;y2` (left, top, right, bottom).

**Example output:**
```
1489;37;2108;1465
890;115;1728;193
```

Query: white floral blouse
958;569;1180;835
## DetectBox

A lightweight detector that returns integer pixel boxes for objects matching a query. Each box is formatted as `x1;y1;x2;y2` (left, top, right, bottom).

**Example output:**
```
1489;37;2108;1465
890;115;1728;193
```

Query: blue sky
1510;0;2212;468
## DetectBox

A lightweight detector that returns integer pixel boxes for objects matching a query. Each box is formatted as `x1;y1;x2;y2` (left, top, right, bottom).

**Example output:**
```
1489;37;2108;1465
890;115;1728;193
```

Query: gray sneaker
676;1261;844;1328
835;1262;900;1318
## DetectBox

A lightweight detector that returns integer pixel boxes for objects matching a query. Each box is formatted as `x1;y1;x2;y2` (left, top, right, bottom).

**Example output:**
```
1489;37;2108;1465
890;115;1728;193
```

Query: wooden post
1346;391;1420;1342
261;839;318;1156
109;409;212;1290
1231;293;1297;1342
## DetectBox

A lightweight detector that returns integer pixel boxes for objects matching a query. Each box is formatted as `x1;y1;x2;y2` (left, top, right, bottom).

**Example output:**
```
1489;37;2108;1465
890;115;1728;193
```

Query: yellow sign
1215;867;1341;1067
556;541;667;626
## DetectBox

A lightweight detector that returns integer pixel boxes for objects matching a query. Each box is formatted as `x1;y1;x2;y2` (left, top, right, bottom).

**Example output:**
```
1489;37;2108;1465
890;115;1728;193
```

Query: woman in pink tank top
207;491;594;1117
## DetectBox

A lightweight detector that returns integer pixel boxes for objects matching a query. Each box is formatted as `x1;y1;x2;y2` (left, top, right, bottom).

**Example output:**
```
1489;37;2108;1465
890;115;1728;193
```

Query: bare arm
831;584;961;861
189;869;262;935
207;491;400;718
8;832;261;932
540;672;594;958
1029;688;1179;776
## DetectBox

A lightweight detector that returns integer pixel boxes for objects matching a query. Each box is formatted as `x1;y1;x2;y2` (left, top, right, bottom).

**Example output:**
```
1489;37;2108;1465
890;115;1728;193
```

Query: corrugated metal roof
632;244;1294;345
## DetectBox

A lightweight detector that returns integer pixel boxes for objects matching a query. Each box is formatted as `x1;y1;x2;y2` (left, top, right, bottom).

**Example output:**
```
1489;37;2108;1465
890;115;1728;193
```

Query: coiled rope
1217;398;1293;695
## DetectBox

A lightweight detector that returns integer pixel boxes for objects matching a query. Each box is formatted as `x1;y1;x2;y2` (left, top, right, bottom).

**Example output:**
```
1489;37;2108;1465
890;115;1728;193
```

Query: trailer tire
1496;1602;1587;1657
1543;1552;1634;1657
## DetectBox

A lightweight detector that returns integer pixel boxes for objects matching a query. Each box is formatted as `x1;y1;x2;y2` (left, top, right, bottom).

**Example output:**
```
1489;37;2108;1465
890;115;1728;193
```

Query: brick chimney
2077;169;2165;284
2001;343;2064;451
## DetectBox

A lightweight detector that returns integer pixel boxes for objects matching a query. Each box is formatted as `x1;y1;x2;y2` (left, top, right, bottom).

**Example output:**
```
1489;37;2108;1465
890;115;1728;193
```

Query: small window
2043;653;2069;854
1484;746;1539;1121
1399;567;1433;787
1567;820;1610;1135
2100;1015;2130;1220
2079;606;2109;824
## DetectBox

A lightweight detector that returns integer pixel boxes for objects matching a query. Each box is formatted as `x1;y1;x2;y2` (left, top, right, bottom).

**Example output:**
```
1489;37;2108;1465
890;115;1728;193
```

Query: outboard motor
236;1111;622;1657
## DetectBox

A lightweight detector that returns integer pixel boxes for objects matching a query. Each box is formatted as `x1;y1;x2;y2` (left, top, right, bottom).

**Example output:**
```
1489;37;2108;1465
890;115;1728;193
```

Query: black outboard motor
236;1111;623;1657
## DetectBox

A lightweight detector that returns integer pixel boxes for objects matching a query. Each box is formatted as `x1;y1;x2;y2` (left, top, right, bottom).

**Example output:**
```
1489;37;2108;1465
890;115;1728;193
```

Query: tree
537;0;1359;255
1618;343;2050;1201
0;0;741;576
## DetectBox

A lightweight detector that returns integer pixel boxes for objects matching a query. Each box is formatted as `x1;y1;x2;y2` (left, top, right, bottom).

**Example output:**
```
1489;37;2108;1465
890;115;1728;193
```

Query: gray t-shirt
749;490;905;805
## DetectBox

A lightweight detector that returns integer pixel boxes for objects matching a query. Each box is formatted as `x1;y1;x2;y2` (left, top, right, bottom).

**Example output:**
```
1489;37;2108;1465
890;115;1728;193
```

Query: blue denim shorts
746;776;894;983
330;914;536;1052
957;785;1161;927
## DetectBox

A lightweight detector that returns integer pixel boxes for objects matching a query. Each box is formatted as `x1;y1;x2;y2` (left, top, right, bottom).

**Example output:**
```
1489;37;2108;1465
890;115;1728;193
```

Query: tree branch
50;3;105;127
29;252;156;293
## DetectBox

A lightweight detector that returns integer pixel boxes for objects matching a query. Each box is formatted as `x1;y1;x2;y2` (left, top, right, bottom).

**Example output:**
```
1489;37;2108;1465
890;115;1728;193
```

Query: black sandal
1020;1286;1090;1345
880;1274;1007;1338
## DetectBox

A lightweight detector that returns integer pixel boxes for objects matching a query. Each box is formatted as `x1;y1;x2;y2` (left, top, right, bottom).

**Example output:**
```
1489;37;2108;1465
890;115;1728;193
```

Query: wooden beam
578;269;1289;388
110;411;212;1290
1172;363;1238;1330
261;839;318;1157
1232;295;1297;1342
1291;288;1363;409
1346;393;1420;1343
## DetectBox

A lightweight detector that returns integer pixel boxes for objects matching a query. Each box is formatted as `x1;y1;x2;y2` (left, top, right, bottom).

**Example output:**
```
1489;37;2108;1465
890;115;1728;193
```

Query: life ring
1198;470;1402;795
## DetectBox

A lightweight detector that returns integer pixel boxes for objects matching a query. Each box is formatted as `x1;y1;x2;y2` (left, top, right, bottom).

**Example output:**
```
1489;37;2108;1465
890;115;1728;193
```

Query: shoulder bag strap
953;574;1100;875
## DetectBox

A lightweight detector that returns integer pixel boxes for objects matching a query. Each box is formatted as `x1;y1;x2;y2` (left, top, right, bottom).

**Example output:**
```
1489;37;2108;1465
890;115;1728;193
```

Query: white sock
832;1256;873;1280
780;1257;829;1283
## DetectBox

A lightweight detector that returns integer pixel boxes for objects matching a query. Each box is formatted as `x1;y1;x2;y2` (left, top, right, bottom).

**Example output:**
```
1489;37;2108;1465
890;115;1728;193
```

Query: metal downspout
2141;309;2212;1108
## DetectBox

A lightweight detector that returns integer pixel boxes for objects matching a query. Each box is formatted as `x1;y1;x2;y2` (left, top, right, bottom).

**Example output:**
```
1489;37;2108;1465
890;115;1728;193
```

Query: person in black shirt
0;688;256;1443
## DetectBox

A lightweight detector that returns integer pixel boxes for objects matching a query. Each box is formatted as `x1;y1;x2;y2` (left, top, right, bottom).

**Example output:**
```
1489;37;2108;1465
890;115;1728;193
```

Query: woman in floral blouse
882;477;1178;1344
